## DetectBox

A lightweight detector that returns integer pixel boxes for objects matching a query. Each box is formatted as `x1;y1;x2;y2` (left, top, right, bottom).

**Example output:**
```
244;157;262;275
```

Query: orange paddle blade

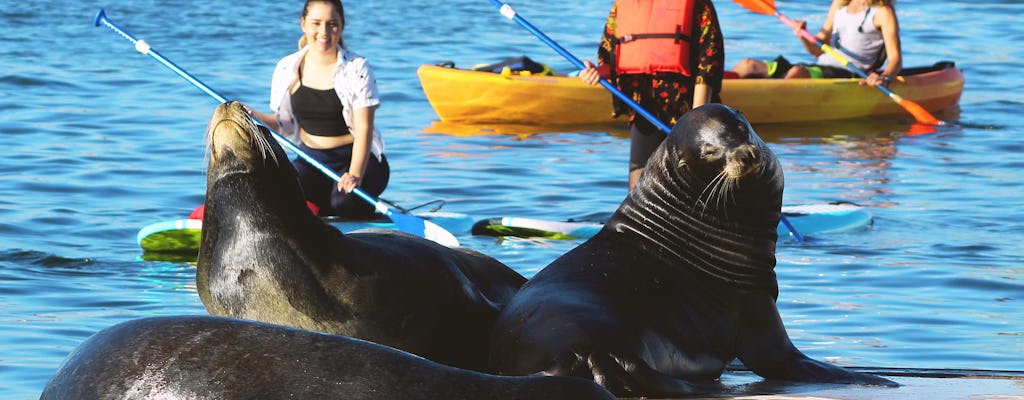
905;122;938;136
898;99;943;126
731;0;777;15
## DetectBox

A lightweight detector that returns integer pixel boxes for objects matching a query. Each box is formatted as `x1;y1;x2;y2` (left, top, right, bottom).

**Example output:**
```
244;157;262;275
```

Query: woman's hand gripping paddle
485;0;805;241
731;0;944;126
93;9;459;247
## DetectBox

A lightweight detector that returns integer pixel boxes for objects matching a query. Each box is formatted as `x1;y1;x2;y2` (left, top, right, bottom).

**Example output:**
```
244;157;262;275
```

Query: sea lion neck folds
490;104;896;397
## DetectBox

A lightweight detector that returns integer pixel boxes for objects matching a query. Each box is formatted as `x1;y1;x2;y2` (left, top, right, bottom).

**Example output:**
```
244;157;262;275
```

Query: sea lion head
198;102;318;299
206;101;288;179
609;104;783;289
677;104;766;182
202;100;315;227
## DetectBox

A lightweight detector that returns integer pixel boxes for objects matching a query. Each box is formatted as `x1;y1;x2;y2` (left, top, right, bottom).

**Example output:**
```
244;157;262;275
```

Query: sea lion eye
701;144;721;160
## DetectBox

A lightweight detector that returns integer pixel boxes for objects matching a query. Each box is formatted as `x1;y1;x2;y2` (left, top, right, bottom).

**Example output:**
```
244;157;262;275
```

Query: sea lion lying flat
197;102;525;371
40;316;616;400
489;104;897;396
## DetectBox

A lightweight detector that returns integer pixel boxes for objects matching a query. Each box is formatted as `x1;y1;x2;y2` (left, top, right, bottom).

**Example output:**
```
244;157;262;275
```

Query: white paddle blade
388;209;460;247
423;220;460;247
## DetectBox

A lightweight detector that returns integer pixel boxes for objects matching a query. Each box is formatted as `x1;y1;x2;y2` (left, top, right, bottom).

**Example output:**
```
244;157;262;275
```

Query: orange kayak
417;61;963;125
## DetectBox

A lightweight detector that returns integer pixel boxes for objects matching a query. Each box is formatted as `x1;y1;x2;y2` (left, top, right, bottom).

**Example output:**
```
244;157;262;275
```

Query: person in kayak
731;0;902;87
578;0;725;190
246;0;389;218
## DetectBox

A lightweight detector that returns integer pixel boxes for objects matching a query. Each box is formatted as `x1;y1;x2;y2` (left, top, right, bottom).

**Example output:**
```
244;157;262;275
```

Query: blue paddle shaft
93;9;438;241
487;1;803;241
487;0;672;133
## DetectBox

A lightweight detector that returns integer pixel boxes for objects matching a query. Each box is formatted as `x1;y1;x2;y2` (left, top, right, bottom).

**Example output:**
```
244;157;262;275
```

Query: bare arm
579;60;611;86
864;6;902;86
580;3;617;86
338;105;375;193
692;83;710;108
798;0;842;57
246;107;280;132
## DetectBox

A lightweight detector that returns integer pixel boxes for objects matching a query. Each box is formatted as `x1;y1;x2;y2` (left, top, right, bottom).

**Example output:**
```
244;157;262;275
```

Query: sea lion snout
207;102;273;166
724;143;760;179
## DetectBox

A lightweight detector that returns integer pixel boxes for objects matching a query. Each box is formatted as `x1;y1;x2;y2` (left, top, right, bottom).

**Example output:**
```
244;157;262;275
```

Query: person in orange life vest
731;0;902;88
579;0;725;190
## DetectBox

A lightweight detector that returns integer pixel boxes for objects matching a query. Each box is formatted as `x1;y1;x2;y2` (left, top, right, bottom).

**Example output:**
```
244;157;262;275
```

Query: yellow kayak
417;62;964;125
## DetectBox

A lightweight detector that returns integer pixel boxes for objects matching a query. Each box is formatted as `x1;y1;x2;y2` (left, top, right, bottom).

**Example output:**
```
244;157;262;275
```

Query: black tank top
290;83;349;137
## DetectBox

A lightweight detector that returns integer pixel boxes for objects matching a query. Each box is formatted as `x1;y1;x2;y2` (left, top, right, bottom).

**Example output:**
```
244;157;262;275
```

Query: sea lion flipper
586;352;709;396
749;353;900;387
735;298;898;387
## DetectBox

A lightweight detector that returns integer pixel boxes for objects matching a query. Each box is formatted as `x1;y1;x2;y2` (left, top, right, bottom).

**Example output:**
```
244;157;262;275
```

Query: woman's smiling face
301;1;343;52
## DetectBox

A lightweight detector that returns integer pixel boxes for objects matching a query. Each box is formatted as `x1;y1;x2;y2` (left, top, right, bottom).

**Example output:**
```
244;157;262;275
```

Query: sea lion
197;102;525;371
40;315;617;400
488;104;897;397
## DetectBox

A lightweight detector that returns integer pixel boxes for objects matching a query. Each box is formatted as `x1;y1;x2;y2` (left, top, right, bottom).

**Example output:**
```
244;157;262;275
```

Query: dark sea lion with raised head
197;102;525;371
489;104;897;396
40;315;616;400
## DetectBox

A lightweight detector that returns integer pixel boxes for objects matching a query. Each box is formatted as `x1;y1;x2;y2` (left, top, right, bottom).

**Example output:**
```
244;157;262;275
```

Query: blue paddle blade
385;208;460;247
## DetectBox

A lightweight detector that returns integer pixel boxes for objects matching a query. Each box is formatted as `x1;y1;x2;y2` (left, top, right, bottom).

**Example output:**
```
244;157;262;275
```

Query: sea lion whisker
709;176;728;220
707;175;728;219
697;172;728;219
695;172;724;212
254;129;280;166
722;178;738;219
715;179;728;218
238;117;281;166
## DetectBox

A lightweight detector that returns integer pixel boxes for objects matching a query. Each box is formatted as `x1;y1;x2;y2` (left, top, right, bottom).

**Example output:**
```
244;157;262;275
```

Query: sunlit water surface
1;1;1021;398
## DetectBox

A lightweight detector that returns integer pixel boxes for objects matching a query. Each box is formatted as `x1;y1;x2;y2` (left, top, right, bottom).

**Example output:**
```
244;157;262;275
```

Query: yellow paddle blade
731;0;777;15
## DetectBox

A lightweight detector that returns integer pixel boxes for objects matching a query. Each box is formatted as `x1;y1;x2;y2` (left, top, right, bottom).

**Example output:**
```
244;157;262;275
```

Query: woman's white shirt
269;45;384;160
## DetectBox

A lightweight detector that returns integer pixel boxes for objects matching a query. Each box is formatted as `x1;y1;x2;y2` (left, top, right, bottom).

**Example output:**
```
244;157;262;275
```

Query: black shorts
629;119;666;171
292;143;390;218
772;55;855;79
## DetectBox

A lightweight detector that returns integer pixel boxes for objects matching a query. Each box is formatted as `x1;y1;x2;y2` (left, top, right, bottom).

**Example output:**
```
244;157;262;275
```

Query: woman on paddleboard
577;0;725;190
246;0;389;218
731;0;902;87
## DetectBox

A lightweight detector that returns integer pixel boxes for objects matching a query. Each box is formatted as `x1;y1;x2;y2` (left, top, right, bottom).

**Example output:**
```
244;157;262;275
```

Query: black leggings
629;119;667;172
292;143;390;218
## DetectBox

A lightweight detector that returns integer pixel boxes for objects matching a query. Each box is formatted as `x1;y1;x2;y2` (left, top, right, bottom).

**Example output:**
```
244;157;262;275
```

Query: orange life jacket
613;0;696;76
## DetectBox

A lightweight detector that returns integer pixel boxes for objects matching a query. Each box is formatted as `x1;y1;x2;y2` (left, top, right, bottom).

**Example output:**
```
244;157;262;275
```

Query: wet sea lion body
197;102;525;371
41;316;616;400
489;104;896;396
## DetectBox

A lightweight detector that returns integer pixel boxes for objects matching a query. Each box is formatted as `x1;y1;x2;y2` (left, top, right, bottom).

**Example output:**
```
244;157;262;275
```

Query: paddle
731;0;944;126
486;0;805;242
93;9;460;248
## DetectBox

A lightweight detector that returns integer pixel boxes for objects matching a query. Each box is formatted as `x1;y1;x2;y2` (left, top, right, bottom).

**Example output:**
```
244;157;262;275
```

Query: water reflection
422;120;629;140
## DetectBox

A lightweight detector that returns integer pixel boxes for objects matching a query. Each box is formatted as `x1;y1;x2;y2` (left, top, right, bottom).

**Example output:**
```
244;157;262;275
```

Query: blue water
2;0;1022;398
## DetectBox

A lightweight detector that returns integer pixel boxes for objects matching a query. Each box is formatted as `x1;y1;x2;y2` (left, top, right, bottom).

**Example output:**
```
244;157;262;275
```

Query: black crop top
290;85;349;137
